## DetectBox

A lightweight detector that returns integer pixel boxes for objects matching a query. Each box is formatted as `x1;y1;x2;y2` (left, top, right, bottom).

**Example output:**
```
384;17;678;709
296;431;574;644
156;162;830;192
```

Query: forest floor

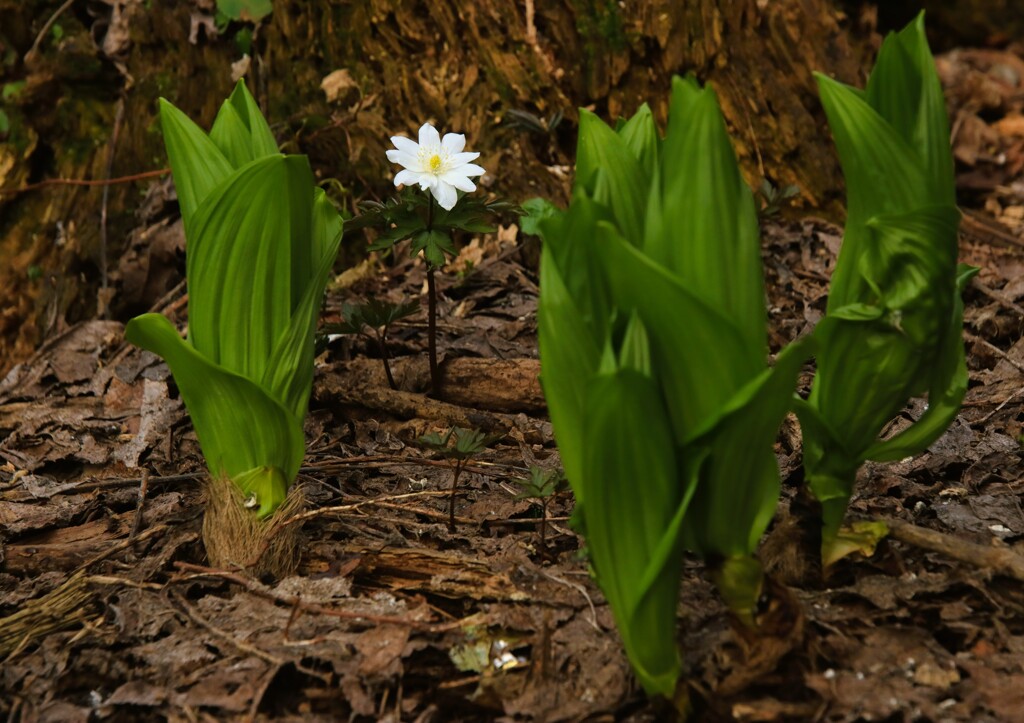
3;44;1024;723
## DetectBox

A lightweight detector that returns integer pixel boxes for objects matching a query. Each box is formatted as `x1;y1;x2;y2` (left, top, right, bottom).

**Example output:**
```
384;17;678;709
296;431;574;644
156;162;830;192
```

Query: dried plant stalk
202;476;305;579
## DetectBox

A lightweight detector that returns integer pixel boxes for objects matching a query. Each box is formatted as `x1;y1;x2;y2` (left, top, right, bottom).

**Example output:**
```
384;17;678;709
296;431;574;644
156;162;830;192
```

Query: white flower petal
441;133;466;154
455;163;485;178
390;136;420;155
448;151;480;166
441;171;476;193
418;175;435;191
431;181;458;211
386;150;419;169
418;123;441;149
394;169;421;187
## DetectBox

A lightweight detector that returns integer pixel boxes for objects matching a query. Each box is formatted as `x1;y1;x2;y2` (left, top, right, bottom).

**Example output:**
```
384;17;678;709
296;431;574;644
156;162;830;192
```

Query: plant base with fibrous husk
201;476;306;579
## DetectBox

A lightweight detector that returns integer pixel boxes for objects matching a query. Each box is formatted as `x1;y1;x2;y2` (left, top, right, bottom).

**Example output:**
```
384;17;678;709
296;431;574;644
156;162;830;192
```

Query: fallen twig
884;517;1024;581
171;561;477;633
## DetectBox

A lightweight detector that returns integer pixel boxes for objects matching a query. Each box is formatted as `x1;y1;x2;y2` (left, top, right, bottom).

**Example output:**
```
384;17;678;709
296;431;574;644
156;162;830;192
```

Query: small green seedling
327;299;419;390
419;427;492;531
757;178;800;218
504;108;564;136
513;466;569;558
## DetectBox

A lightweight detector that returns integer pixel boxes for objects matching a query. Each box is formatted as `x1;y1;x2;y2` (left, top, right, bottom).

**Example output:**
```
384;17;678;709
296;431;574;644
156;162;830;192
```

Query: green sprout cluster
533;12;973;703
120;11;972;709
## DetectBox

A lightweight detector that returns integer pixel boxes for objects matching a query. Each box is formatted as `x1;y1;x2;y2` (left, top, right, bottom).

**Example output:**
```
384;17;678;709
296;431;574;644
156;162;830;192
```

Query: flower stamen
429;154;443;172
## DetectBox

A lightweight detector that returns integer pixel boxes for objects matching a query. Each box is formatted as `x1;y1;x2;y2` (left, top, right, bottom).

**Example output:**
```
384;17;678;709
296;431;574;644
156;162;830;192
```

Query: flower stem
426;269;440;397
425;196;441;398
375;329;397;390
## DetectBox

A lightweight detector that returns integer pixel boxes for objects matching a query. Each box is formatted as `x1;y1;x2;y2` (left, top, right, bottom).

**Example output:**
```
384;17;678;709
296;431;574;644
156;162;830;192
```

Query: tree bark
0;0;877;373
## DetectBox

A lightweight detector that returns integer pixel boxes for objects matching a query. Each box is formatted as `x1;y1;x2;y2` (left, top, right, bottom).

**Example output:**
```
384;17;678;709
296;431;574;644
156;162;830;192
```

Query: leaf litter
2;42;1024;723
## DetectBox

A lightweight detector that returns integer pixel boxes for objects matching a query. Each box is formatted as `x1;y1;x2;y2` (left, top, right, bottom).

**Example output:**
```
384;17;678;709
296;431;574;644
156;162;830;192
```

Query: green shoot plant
419;426;492;531
536;76;810;702
512;466;569;557
757;178;800;219
123;80;342;572
326;299;419;390
798;13;978;565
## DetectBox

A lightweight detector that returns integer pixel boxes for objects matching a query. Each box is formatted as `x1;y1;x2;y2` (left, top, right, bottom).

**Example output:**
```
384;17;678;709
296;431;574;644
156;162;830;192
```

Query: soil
2;31;1024;723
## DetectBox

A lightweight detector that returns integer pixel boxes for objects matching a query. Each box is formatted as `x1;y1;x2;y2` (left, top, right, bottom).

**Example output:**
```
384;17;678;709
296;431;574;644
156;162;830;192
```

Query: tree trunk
0;0;876;374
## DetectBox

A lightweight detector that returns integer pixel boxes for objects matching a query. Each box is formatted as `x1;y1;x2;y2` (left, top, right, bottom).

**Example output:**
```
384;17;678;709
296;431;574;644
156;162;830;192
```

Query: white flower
386;123;485;211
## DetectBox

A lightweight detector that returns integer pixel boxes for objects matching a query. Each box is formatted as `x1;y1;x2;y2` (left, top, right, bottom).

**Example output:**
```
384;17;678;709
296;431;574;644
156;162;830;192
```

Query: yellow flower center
428;154;443;172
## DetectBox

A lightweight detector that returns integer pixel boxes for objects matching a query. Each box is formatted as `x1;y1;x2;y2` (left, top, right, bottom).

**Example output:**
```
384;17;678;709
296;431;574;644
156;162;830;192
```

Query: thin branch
25;0;77;61
0;168;170;196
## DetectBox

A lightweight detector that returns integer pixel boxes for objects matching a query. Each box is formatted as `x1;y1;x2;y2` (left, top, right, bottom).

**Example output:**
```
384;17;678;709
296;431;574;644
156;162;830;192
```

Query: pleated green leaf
684;337;813;560
865;12;955;206
538;192;614;345
159;99;234;236
598;221;757;444
582;355;687;697
576;109;648;246
537;245;601;499
616;103;659;179
128;89;343;520
656;76;767;358
124;313;302;518
224;79;280;159
185;155;314;382
536;74;811;699
261;188;344;420
209;101;256;169
805;15;969;557
865;264;978;462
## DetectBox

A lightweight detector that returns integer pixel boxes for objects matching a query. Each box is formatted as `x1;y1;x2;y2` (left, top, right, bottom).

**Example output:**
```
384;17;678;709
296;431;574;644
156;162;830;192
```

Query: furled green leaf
185;155;314;383
260;189;343;420
131;89;344;520
209;101;254;169
225;79;279;158
538;193;614;338
159;99;234;235
576;109;648;246
804;15;969;559
683;337;813;560
124;313;302;518
656;76;766;358
537;245;601;497
582;360;686;697
597;222;757;443
616;103;659;179
864;12;955;206
864;263;979;461
208;81;278;168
